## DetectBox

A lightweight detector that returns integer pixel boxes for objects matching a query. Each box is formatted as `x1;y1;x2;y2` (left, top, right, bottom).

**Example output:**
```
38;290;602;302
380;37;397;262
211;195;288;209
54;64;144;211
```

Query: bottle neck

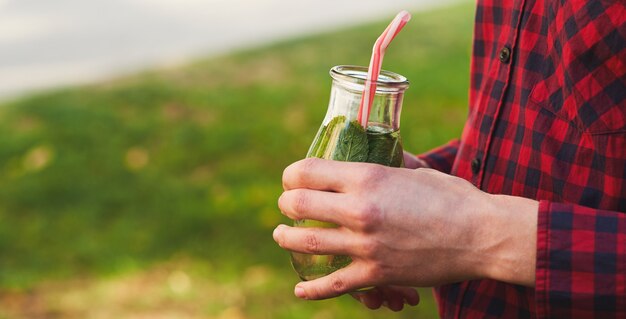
326;65;408;131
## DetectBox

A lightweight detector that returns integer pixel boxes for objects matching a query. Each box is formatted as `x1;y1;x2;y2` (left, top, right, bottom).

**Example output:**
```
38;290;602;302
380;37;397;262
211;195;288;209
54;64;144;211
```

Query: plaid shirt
418;0;626;318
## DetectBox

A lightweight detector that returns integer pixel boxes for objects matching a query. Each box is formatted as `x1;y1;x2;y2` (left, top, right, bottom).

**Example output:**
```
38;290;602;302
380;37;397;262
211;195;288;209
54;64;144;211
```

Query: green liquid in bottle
291;116;403;281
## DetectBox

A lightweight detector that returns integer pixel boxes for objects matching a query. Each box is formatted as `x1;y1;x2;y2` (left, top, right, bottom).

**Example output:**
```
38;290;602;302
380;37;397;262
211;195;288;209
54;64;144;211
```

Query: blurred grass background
0;2;473;318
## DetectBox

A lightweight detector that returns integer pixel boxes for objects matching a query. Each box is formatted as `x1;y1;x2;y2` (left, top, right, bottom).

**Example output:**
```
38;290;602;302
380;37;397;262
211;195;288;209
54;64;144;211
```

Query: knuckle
304;233;321;254
352;200;383;231
283;158;317;189
363;262;384;283
296;158;317;184
300;157;319;172
358;165;387;188
278;191;306;219
293;190;309;215
330;277;347;294
359;238;380;259
372;263;385;280
414;167;437;179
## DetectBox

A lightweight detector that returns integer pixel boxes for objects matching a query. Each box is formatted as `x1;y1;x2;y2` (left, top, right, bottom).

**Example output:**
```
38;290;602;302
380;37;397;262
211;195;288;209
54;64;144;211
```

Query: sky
0;0;460;99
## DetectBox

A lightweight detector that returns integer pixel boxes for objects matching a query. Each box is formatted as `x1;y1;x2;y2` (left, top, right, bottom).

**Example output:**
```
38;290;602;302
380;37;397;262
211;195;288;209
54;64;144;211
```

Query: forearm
477;194;539;287
472;196;626;316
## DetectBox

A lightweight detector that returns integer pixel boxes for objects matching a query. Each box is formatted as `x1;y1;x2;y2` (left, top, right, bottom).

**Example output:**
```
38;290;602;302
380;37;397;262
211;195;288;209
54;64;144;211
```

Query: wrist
475;194;539;287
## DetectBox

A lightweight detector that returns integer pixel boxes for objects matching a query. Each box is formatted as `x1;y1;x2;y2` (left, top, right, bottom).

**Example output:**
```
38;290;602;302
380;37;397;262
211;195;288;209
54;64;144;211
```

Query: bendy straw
357;10;411;128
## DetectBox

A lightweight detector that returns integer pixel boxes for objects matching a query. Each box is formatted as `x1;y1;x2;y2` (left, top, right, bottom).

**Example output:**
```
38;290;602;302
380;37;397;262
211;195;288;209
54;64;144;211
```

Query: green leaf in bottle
307;116;369;163
366;125;404;167
331;119;368;162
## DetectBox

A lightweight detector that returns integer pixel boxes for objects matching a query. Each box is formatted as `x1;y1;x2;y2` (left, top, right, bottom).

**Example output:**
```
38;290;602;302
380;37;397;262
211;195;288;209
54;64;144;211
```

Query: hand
354;151;424;312
273;158;538;301
350;286;420;312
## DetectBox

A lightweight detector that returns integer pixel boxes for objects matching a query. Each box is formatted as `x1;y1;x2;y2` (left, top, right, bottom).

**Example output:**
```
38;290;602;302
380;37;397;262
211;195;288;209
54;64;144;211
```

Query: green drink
292;117;404;280
366;124;404;167
291;65;409;281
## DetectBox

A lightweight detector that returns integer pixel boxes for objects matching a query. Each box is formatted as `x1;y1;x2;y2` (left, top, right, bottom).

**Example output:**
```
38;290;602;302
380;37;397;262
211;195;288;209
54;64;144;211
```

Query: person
273;0;626;318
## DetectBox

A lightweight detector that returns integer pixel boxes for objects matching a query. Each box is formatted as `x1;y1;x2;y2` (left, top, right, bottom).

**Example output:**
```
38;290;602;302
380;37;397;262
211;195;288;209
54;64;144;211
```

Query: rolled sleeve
535;201;626;319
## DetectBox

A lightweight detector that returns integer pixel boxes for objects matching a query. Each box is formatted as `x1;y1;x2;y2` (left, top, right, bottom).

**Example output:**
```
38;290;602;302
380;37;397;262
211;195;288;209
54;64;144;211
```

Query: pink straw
357;10;411;128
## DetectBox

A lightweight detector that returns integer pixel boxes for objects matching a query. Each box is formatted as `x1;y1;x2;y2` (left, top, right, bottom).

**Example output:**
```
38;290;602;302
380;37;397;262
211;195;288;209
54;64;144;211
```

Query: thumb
294;263;373;300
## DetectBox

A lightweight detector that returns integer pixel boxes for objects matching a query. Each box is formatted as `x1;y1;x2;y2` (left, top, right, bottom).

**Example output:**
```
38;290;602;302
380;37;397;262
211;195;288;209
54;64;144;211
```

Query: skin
273;152;539;311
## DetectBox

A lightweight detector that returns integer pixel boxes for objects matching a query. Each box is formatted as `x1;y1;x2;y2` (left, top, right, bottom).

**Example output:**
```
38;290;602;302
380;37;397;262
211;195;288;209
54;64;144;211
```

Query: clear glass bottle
291;65;409;281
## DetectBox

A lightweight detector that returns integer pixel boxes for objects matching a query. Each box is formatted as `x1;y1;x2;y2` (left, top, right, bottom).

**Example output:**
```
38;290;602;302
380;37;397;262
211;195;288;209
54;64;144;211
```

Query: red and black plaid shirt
418;0;626;318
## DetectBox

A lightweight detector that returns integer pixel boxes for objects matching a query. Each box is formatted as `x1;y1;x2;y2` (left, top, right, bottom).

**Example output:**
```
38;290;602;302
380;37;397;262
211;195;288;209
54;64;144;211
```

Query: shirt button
471;158;481;174
499;46;511;63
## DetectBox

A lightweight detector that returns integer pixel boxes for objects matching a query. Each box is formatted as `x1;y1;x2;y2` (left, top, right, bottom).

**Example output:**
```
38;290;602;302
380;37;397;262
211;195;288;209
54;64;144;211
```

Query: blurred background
0;0;472;318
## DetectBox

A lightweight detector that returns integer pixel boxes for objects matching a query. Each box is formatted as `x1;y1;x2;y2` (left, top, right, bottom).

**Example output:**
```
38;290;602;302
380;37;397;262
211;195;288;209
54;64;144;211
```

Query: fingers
351;289;384;310
398;286;420;306
283;158;348;192
280;158;390;231
273;224;355;256
278;189;363;228
377;286;420;311
352;286;420;312
282;158;388;192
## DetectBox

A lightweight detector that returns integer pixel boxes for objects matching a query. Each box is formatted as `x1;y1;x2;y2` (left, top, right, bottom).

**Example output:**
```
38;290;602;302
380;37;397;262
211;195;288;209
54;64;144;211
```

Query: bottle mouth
330;65;409;92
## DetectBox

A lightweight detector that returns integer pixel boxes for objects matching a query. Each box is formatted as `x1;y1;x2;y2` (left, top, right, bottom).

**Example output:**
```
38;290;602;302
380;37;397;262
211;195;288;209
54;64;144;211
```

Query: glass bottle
291;65;409;281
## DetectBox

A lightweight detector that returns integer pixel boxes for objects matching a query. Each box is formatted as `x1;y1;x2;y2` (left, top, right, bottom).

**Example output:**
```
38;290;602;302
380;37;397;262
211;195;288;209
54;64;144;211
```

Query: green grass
0;2;474;318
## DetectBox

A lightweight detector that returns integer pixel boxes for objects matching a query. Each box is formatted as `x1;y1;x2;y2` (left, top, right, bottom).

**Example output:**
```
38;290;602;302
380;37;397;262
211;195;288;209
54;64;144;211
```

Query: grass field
0;2;474;318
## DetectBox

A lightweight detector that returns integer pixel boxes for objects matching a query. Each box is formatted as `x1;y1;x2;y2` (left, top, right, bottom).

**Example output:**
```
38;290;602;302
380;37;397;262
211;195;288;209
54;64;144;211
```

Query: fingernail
273;225;285;246
295;286;307;299
273;224;285;236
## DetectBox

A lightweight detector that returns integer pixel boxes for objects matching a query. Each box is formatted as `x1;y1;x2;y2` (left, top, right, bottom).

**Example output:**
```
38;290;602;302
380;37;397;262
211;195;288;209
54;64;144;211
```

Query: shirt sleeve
535;201;626;319
416;139;460;174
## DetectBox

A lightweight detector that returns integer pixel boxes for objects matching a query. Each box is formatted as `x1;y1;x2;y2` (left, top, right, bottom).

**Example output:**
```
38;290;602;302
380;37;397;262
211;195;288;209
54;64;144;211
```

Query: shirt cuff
535;200;626;318
417;139;460;174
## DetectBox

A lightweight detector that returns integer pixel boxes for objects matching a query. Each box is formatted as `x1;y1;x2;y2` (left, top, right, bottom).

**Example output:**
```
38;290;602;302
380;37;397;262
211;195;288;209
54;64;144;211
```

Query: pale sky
0;0;461;99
